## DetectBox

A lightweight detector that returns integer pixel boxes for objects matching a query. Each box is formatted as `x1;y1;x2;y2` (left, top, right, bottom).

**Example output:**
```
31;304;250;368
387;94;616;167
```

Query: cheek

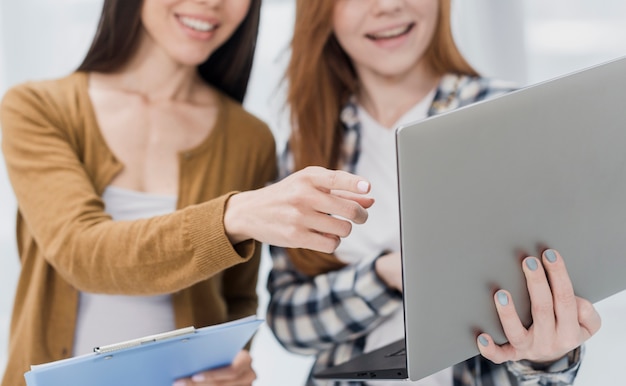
228;1;252;27
423;1;440;37
140;2;171;40
332;0;359;43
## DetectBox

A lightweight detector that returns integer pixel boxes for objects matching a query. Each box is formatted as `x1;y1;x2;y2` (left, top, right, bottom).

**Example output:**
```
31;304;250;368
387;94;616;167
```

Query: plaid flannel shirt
267;74;583;386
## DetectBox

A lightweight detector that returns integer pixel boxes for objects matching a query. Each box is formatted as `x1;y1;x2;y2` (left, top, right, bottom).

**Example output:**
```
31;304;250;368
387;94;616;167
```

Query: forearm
266;247;402;354
42;195;256;294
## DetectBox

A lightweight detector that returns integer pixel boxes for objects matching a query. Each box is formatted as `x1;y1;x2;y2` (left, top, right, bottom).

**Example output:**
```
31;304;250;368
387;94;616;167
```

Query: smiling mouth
366;23;415;40
177;15;217;33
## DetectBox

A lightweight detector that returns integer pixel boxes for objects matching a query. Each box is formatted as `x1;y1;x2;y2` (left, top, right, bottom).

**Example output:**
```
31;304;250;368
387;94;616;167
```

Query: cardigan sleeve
222;143;278;322
0;83;257;295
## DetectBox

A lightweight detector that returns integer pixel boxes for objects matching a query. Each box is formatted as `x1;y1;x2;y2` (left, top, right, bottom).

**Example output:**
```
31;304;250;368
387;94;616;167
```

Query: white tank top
72;186;177;356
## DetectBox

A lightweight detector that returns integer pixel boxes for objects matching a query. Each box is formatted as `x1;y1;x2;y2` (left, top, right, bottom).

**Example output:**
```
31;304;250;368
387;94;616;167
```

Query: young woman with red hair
267;1;601;385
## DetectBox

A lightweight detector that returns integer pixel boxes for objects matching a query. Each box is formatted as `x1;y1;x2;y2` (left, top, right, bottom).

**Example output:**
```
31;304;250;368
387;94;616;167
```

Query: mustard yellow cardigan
0;72;277;386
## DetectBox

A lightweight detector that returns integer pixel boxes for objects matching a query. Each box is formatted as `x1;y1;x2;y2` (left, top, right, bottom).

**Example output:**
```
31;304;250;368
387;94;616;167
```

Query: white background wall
1;1;625;385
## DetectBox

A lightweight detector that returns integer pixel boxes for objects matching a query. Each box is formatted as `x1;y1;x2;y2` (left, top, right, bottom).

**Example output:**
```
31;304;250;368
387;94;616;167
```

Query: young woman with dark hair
267;1;602;385
0;1;374;385
76;0;260;103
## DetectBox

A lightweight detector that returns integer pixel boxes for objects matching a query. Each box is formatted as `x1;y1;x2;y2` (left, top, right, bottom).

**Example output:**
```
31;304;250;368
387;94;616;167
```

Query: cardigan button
183;152;193;160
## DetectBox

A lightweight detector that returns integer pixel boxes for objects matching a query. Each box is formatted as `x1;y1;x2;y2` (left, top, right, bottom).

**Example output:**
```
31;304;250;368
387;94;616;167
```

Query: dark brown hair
287;0;478;171
77;0;262;103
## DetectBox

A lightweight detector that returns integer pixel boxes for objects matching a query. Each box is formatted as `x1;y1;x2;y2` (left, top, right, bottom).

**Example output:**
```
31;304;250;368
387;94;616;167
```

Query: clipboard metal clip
93;326;196;354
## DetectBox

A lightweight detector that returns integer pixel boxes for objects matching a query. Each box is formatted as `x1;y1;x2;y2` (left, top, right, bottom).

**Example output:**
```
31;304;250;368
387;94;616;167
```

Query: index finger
306;167;371;194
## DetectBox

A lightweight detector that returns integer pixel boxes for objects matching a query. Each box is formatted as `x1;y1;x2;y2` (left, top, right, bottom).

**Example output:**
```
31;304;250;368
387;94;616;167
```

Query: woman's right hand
224;166;374;253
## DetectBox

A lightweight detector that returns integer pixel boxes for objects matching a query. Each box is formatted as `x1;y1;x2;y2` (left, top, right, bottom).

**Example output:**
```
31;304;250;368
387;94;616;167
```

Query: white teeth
179;16;215;32
370;25;410;39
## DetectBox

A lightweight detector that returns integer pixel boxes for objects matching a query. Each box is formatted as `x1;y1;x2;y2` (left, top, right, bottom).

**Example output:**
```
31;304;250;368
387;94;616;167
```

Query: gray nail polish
525;257;538;271
478;335;489;347
497;291;509;306
545;249;557;263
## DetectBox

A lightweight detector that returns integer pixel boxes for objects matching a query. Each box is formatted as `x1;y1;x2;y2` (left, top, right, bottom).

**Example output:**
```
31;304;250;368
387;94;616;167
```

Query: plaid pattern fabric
267;74;583;386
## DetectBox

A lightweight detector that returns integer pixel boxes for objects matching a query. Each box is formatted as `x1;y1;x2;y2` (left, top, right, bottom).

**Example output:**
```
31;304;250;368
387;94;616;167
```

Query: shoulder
2;72;84;105
433;73;518;112
1;72;86;123
217;91;275;147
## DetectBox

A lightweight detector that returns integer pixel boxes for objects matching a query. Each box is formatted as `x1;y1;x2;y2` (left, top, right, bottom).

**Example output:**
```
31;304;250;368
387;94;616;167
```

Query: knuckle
337;220;352;238
302;165;317;175
578;299;601;330
284;225;301;244
305;165;321;173
327;170;339;189
284;208;301;227
537;344;564;361
577;298;594;318
323;236;341;253
250;371;258;382
489;356;506;365
507;332;527;348
554;291;577;307
481;348;505;364
531;301;554;316
287;190;314;213
293;167;315;187
559;336;580;351
343;201;361;220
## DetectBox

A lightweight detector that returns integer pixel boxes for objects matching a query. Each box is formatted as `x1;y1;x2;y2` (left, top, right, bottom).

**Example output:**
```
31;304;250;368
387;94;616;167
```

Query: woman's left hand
477;249;602;364
173;350;256;386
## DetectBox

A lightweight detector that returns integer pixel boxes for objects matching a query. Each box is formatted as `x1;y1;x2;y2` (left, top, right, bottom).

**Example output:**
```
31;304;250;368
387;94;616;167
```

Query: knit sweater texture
0;72;277;386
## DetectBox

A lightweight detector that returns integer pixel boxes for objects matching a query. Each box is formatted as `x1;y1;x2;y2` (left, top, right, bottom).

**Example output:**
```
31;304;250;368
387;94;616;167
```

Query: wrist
223;192;252;245
374;251;402;292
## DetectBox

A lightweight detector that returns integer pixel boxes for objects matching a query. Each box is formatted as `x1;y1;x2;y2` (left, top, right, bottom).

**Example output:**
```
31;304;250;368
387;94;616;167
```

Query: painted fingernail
525;257;538;271
173;381;186;386
497;291;509;306
191;374;205;382
357;180;370;193
545;249;557;263
478;335;489;347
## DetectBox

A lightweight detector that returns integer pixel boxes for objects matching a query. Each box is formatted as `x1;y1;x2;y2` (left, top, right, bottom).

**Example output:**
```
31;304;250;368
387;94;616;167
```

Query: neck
356;64;441;128
106;30;204;103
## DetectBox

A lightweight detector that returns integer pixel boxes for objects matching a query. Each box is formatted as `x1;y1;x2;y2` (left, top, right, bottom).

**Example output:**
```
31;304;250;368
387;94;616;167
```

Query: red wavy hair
287;0;478;172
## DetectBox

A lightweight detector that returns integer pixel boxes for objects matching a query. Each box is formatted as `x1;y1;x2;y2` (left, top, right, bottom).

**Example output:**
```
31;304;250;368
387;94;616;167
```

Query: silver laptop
315;55;626;382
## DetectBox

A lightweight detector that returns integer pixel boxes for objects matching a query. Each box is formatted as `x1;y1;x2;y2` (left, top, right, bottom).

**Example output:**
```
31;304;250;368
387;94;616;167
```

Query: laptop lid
397;55;626;381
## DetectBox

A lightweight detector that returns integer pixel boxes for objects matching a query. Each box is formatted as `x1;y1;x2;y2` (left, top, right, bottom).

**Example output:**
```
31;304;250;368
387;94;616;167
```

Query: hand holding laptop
476;249;602;364
373;247;601;365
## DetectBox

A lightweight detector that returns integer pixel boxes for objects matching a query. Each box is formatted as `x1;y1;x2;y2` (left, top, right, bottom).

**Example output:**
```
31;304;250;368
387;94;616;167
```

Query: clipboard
24;316;263;386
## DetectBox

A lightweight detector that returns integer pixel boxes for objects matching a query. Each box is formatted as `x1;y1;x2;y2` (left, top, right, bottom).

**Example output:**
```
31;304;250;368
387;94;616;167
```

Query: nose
192;0;221;6
371;0;404;14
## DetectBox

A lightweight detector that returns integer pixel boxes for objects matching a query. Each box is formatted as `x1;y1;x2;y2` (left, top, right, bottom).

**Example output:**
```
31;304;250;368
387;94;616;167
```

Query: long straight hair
77;0;262;103
287;0;478;171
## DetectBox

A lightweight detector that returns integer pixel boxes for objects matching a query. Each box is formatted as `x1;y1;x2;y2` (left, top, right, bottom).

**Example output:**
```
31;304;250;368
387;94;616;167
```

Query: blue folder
24;316;263;386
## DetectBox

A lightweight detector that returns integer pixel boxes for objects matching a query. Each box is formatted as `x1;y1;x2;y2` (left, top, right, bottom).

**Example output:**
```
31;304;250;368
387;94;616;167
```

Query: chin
179;57;209;67
173;51;213;67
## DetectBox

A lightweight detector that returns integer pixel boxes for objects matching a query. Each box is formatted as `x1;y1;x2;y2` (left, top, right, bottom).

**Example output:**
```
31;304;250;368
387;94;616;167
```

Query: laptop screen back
396;56;626;381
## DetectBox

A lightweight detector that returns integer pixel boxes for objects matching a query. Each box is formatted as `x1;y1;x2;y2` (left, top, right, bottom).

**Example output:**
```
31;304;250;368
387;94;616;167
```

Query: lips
366;23;415;40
